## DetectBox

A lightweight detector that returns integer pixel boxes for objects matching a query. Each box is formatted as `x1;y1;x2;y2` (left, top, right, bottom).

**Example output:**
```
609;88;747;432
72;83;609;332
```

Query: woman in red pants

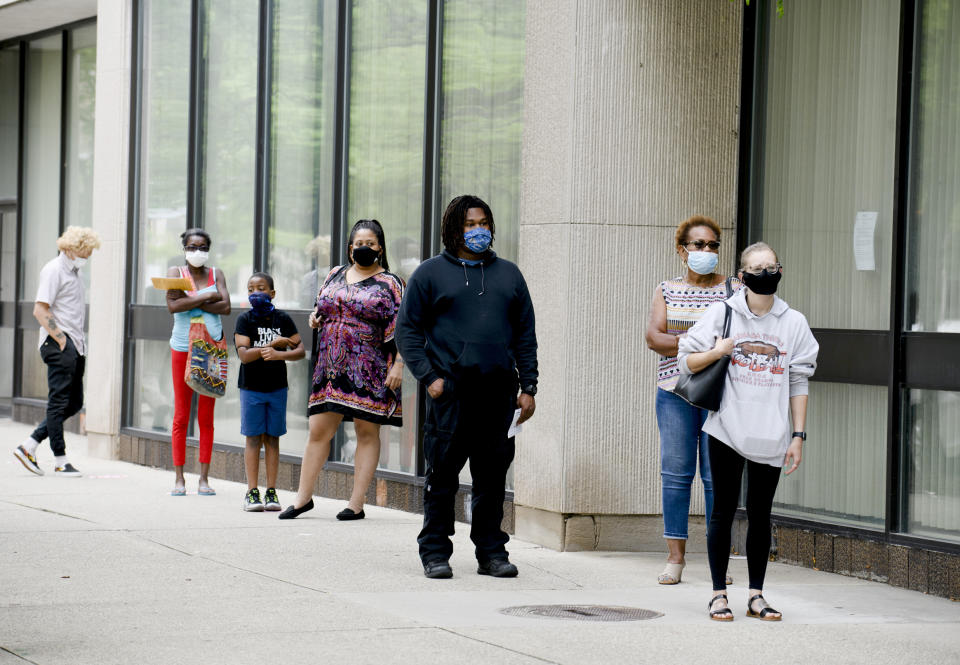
165;228;231;495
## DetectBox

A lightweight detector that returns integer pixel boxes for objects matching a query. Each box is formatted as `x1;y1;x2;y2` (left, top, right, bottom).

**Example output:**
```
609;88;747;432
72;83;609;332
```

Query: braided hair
440;195;495;254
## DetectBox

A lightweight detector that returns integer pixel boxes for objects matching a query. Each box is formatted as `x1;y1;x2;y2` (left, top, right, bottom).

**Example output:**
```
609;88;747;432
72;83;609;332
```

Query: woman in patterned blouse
645;215;740;584
279;220;404;521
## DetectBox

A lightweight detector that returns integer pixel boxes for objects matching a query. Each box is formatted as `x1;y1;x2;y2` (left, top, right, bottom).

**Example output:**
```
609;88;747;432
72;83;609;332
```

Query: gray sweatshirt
677;288;819;467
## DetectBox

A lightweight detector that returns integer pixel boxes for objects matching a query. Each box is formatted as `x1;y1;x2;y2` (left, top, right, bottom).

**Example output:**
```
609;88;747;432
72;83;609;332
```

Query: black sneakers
477;558;518;578
263;488;281;511
244;488;264;512
53;463;81;477
423;560;453;579
14;445;43;476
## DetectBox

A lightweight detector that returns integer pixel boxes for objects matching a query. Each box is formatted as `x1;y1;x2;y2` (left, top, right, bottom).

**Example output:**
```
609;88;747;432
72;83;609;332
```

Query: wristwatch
791;431;806;441
521;385;537;397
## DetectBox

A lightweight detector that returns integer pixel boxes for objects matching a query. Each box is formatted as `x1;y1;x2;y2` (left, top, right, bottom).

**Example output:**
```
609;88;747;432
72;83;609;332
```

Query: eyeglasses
742;263;782;276
184;245;209;253
683;240;721;251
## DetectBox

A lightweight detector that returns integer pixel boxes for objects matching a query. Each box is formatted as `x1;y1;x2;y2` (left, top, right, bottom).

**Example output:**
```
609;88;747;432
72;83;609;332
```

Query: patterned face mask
463;227;492;254
248;290;275;315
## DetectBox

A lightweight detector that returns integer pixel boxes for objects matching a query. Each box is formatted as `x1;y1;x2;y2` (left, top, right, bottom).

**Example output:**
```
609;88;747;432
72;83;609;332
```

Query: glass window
267;0;338;311
902;389;960;543
199;0;258;306
0;47;18;201
0;326;12;404
438;0;525;263
336;0;428;474
904;0;960;333
20;340;47;400
20;34;63;302
136;0;191;306
129;339;175;432
772;382;887;528
64;24;97;230
751;0;900;330
1;210;15;309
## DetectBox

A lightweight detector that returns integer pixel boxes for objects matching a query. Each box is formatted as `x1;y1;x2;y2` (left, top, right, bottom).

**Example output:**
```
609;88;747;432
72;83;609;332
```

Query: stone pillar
514;0;743;551
85;0;134;459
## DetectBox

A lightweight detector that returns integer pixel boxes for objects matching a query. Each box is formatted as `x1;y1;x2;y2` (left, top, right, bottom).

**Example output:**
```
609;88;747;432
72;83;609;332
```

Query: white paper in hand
507;408;523;438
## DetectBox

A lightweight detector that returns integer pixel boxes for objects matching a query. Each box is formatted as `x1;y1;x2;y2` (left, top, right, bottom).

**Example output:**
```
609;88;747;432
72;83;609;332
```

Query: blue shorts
239;387;288;437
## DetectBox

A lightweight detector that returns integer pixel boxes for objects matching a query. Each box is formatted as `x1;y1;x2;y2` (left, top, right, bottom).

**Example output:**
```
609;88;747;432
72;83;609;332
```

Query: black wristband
521;385;537;396
791;431;806;441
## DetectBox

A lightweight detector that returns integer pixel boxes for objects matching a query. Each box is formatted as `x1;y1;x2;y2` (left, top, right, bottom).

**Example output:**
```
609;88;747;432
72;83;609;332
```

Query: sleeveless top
656;276;741;391
169;266;224;351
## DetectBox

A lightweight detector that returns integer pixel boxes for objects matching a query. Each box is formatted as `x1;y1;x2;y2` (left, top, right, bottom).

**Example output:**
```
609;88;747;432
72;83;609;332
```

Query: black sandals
708;593;734;622
746;594;782;621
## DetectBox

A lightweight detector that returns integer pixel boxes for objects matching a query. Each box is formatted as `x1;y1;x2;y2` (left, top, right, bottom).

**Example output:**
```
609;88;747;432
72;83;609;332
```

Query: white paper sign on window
854;211;878;272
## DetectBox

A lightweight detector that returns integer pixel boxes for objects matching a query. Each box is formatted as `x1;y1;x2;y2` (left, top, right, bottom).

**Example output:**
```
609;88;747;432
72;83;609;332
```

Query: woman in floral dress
279;220;404;520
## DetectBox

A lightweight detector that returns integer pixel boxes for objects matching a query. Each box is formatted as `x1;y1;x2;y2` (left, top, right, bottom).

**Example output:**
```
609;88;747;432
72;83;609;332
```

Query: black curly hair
440;195;495;254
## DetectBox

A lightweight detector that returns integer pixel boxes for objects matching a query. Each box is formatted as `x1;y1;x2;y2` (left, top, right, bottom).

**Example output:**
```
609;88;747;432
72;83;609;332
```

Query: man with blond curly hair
13;226;100;477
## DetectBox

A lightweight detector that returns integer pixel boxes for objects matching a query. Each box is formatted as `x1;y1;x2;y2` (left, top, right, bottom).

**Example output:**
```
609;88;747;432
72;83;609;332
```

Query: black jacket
396;250;538;391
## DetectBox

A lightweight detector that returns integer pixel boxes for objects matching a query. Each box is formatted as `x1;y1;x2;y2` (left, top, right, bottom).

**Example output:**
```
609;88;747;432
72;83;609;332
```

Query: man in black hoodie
397;195;538;579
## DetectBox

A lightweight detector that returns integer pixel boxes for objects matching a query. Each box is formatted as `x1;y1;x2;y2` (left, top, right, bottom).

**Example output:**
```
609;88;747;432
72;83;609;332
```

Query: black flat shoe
336;507;365;521
278;499;314;520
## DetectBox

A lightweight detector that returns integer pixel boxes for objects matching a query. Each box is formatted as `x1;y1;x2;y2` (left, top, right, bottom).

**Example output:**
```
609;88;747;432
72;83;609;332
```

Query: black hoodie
396;250;538;392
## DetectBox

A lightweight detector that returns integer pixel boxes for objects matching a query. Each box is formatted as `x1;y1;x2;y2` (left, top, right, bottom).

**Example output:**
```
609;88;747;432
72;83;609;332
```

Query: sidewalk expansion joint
0;645;39;664
3;501;97;524
438;627;562;664
134;533;331;595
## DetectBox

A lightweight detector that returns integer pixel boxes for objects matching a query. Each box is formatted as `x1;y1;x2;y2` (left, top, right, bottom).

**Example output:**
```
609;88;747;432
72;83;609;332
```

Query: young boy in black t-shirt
234;272;305;511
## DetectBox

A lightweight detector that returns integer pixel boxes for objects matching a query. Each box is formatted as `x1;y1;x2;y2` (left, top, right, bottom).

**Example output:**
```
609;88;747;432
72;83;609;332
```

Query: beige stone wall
515;0;743;532
85;0;134;459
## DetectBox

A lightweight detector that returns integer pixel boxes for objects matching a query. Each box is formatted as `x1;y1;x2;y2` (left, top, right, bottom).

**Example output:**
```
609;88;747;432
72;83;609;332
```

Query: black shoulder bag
672;280;733;412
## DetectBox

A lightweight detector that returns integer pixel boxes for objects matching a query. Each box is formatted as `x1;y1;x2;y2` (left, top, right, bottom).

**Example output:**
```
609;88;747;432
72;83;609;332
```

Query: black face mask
741;269;782;295
352;245;379;267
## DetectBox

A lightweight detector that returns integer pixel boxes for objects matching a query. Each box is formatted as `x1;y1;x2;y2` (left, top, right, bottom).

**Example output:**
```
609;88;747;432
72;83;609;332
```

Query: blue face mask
463;227;492;254
248;290;275;315
686;250;719;276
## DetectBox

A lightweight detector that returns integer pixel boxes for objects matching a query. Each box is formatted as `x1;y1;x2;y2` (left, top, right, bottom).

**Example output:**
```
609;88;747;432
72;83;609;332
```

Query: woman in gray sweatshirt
677;242;818;622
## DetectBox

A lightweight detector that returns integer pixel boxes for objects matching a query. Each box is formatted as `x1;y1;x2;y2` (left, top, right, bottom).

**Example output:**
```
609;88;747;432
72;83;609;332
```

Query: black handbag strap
721;303;732;339
724;276;733;299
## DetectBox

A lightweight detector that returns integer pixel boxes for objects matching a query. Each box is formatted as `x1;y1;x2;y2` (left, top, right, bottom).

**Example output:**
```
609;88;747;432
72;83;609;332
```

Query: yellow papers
150;276;194;291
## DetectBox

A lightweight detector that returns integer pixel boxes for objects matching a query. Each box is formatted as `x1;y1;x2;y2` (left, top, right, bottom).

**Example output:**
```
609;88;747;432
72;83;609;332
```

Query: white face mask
185;250;209;267
71;256;88;270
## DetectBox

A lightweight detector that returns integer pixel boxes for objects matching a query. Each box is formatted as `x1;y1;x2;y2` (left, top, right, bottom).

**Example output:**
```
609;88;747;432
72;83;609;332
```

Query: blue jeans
656;388;713;539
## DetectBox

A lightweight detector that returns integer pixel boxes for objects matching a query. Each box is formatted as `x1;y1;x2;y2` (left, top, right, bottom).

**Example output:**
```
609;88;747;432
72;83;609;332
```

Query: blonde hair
739;241;779;269
57;226;101;253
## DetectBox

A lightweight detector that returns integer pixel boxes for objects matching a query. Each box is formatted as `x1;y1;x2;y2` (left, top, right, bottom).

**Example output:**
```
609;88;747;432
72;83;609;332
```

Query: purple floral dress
308;265;403;426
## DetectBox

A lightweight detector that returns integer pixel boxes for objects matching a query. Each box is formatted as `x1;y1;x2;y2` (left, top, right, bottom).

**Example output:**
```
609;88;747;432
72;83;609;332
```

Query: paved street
2;418;959;665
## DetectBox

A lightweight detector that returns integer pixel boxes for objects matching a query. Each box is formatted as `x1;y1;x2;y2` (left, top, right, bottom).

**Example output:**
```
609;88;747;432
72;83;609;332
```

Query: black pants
31;336;85;457
706;435;781;591
418;376;517;564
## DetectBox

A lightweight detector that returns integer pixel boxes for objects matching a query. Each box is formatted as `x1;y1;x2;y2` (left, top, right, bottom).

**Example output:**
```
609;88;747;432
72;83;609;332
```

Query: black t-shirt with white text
234;309;299;392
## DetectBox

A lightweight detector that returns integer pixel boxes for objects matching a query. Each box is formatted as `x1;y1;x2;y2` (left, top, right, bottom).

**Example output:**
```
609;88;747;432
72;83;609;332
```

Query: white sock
55;455;68;467
22;436;40;455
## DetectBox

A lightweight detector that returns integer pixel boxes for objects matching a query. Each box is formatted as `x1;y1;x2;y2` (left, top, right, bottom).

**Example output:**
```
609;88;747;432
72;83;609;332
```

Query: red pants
171;349;214;466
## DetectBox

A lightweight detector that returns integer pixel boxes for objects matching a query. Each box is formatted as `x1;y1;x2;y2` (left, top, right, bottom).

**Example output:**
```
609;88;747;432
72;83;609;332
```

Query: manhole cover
499;605;663;622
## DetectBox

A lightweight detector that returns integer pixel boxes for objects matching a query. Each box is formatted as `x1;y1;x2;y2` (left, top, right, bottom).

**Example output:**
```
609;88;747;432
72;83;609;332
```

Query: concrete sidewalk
2;418;958;665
